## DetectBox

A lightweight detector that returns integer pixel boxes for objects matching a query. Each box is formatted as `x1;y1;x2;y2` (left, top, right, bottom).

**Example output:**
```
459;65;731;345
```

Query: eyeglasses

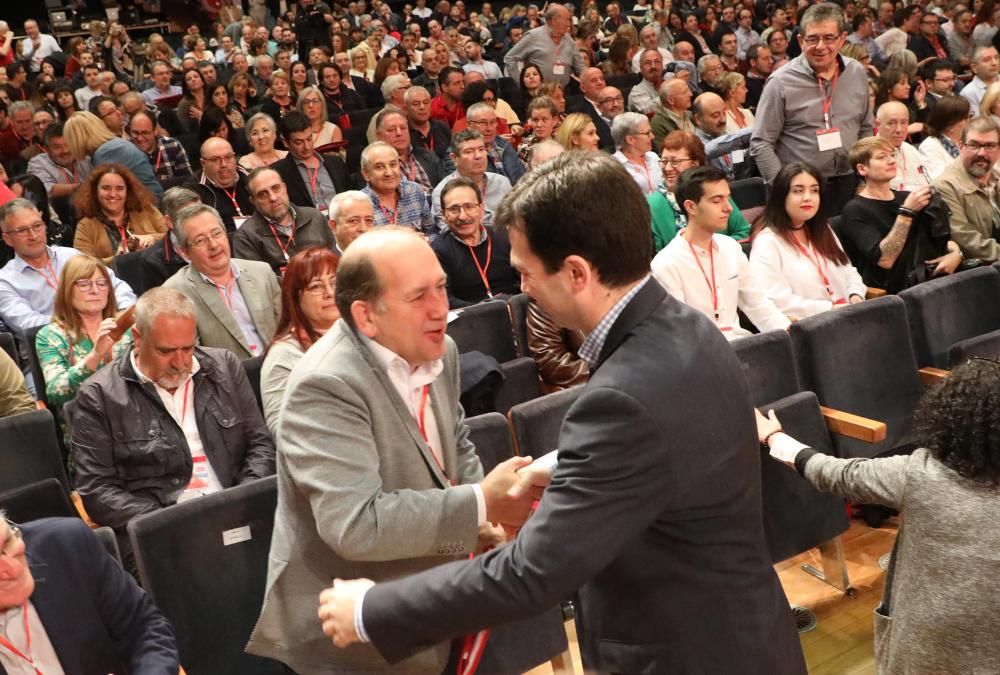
188;227;227;248
202;153;237;164
599;95;624;104
1;520;22;559
802;33;843;46
302;98;323;106
74;278;110;291
965;141;1000;152
660;157;694;167
2;223;45;238
468;117;498;126
304;278;336;295
99;107;121;119
444;202;481;216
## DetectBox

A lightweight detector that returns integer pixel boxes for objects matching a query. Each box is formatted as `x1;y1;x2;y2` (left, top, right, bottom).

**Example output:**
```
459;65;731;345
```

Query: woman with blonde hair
63;112;163;198
717;72;755;132
35;254;132;440
261;69;296;121
297;86;344;147
72;164;167;264
239;113;289;170
555;112;600;150
349;45;376;81
980;80;1000;124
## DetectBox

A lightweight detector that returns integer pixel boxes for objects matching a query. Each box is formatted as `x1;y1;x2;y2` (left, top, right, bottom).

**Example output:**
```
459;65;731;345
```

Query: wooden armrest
866;287;887;299
919;367;949;386
820;406;887;444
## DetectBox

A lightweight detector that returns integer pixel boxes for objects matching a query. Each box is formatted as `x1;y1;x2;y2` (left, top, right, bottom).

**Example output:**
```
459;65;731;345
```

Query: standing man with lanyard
750;2;873;217
432;177;520;307
502;4;585;85
235;167;337;275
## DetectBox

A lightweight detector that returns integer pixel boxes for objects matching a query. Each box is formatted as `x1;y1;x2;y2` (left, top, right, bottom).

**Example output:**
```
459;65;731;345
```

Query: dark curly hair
72;163;156;219
916;359;1000;484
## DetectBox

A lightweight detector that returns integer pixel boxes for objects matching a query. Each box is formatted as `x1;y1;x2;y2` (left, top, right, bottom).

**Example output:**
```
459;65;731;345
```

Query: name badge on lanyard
552;61;566;75
817;128;843;152
816;68;842;152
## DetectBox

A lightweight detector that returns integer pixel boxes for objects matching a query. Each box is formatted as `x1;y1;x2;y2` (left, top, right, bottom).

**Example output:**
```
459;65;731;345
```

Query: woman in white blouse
749;162;867;321
918;94;970;180
611;112;663;196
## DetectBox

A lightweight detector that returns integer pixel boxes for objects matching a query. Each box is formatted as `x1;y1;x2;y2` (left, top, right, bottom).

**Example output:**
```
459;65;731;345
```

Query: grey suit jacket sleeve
802;452;909;512
363;386;679;662
278;368;480;562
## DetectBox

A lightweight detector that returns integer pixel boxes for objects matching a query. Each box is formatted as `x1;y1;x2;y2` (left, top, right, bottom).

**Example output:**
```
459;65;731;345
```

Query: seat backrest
494;357;542;414
508;294;533;358
0;410;69;493
730;330;801;407
447;300;518;363
93;525;123;567
758;391;849;563
0;478;74;523
900;266;1000;368
790;296;922;457
242;355;265;413
508;385;584;457
24;324;48;407
729;177;767;210
128;476;285;675
465;412;514;473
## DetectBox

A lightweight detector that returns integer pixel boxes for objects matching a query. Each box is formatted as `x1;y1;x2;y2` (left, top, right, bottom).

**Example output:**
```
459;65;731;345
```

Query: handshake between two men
318;454;556;648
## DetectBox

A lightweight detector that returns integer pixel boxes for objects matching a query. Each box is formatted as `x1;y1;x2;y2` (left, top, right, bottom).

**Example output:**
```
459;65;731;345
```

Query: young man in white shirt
651;165;789;339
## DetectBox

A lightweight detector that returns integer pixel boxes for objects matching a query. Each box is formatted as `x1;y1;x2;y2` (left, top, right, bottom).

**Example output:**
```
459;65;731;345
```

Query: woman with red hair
260;246;341;434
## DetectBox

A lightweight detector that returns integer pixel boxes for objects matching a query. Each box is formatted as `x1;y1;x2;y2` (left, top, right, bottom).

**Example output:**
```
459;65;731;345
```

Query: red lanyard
265;219;296;261
0;604;43;675
727;107;747;129
684;235;720;323
817;67;839;129
426;131;435;151
792;236;845;304
154;145;163;173
113;219;130;253
467;231;493;297
39;260;58;291
178;378;191;426
413;383;451;482
221;185;243;217
215;277;235;310
306;163;322;206
57;162;77;184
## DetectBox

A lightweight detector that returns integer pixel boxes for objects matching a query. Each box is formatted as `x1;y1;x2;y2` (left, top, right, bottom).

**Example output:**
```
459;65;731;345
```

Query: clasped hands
317;456;554;648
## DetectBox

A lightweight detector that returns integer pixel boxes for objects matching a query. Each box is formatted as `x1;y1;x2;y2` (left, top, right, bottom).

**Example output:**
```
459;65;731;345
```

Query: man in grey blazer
318;153;808;674
163;204;281;360
245;228;539;673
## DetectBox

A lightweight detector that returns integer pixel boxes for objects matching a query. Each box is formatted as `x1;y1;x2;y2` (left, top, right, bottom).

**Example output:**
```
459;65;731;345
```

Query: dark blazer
139;234;188;291
675;30;709;62
361;280;806;674
12;518;179;675
270;153;353;211
907;33;949;62
566;96;614;151
411;145;448;187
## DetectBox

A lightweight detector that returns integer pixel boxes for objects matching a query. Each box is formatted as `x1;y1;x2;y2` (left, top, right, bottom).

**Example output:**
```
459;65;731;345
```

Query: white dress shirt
918;135;958;181
130;352;223;502
652;232;790;339
0;602;65;674
613;150;663;196
890;141;932;192
748;228;867;320
361;335;486;522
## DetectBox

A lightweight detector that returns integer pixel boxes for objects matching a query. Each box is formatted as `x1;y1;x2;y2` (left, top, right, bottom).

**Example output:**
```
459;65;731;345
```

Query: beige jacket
932;157;1000;262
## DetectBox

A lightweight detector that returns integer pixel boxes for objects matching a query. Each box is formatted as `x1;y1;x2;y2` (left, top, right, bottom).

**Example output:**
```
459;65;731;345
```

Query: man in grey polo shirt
502;4;584;85
750;2;873;216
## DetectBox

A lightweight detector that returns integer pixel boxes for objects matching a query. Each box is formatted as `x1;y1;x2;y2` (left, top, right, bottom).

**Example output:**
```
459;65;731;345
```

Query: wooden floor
526;519;899;675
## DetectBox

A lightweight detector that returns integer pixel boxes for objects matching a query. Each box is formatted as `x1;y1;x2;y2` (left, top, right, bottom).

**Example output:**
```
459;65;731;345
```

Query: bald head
661;78;692;111
692;92;727;136
199;138;238;187
876;100;910;147
876;100;909;124
673;41;695;63
580;67;607;101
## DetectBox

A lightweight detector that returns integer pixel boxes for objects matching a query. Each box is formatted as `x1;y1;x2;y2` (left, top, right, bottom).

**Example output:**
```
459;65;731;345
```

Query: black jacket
139;234;188;291
270;153;353;211
566;97;614;151
17;518;179;674
185;171;256;232
72;346;276;536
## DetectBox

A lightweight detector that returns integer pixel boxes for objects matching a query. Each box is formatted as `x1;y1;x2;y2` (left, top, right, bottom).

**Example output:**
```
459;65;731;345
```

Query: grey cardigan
798;447;1000;674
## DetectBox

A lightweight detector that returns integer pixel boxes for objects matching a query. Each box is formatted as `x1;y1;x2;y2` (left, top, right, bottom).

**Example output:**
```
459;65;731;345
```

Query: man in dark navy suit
317;151;807;674
0;515;178;674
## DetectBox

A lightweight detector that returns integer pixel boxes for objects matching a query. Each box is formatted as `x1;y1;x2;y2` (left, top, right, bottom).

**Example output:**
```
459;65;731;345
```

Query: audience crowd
1;0;999;670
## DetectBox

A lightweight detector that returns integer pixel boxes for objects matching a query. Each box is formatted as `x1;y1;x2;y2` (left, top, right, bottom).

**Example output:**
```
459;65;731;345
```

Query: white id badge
816;128;843;152
731;149;745;164
552;62;566;75
232;216;249;230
